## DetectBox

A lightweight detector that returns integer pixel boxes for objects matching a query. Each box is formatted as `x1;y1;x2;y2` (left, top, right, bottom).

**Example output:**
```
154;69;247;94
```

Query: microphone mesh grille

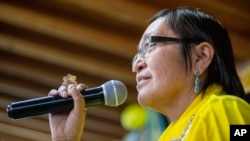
102;80;127;106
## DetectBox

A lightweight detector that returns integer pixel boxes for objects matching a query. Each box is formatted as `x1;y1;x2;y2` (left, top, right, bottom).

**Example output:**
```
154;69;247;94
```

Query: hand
48;83;87;141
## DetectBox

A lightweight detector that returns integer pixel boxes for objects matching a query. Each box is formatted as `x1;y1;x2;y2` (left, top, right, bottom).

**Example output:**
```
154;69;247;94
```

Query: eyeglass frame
132;36;202;66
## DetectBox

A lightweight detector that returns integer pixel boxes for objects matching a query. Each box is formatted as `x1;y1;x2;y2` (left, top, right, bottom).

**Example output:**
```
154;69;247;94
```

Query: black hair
150;7;248;102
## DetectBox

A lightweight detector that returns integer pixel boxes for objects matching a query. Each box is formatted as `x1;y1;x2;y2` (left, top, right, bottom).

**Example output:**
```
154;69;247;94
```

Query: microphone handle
7;87;104;119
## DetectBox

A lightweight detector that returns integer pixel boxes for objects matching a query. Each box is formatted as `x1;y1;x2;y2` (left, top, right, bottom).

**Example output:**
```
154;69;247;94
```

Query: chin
137;93;152;108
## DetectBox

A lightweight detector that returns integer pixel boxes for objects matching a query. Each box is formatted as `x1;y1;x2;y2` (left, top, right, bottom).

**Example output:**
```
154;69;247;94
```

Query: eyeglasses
132;36;201;65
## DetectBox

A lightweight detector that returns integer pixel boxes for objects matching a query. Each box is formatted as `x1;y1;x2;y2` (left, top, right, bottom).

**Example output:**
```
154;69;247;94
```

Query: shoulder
207;94;250;112
185;94;250;141
198;94;250;124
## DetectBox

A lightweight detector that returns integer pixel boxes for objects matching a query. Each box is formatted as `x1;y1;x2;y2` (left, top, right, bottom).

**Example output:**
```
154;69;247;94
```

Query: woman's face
133;18;194;109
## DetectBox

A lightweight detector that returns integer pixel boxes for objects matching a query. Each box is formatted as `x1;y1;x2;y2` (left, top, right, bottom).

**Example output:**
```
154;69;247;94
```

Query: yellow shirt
159;84;250;141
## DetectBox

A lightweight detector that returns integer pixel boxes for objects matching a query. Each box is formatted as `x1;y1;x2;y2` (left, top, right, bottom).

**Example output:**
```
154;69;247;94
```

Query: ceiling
0;0;249;141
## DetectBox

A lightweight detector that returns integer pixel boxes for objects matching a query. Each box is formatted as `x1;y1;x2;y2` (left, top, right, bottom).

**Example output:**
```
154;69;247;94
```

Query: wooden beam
0;34;135;84
0;2;138;59
0;122;51;141
0;49;137;103
229;33;250;60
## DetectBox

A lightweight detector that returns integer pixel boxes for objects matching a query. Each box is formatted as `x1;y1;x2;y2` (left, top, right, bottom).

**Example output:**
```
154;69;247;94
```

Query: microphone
7;80;127;119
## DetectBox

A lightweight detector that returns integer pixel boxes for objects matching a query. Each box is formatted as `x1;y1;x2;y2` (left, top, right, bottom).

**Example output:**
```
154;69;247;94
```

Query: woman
49;7;250;141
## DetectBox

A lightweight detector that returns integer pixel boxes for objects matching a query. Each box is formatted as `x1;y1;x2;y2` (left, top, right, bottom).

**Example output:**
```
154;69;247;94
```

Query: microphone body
7;80;127;119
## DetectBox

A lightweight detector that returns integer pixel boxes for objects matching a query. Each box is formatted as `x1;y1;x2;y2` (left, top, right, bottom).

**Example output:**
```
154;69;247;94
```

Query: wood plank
0;132;33;141
0;2;138;58
0;34;135;84
229;33;250;60
0;122;51;141
0;121;124;141
0;50;137;103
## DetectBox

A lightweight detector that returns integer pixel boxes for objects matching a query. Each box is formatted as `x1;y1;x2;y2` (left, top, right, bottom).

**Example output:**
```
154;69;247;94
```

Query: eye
147;42;157;52
149;42;156;48
147;37;156;49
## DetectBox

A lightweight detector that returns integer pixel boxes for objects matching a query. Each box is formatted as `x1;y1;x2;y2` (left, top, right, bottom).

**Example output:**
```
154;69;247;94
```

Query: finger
48;89;58;96
58;85;68;98
76;83;88;91
70;86;86;117
71;87;85;107
66;84;87;96
67;84;77;96
70;86;87;134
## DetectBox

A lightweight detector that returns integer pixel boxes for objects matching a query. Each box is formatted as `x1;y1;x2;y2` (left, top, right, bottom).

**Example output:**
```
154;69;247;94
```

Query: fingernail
61;91;67;97
52;89;57;93
49;89;57;96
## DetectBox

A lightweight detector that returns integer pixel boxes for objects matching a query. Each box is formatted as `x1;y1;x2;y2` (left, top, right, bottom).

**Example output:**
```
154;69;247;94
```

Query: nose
132;58;146;73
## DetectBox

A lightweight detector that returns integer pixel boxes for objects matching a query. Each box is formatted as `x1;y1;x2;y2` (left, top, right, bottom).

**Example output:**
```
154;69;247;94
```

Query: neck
156;91;197;123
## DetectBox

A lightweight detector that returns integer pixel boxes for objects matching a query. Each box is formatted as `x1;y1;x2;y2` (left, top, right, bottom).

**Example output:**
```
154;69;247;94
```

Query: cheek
151;50;187;89
151;51;177;78
137;50;187;107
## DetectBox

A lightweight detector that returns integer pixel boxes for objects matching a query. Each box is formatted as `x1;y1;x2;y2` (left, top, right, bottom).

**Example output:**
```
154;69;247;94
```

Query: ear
193;42;214;75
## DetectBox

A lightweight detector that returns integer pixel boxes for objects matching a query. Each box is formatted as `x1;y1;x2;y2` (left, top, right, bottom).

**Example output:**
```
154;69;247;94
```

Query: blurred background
0;0;249;141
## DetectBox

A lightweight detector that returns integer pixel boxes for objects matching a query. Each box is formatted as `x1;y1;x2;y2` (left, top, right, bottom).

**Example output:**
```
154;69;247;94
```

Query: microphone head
102;80;127;106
